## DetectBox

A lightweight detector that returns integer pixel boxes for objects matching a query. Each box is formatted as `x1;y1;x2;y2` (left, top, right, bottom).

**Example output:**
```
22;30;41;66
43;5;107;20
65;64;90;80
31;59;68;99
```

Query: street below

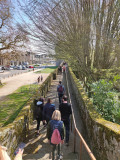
0;70;49;100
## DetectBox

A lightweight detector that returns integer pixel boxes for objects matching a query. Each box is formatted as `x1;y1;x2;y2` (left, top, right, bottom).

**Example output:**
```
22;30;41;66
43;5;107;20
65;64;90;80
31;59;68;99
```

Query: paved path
0;70;49;100
23;74;78;160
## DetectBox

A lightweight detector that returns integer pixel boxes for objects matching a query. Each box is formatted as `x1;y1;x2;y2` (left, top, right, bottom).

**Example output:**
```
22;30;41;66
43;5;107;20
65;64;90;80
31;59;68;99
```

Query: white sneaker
59;155;63;159
57;155;63;160
65;142;69;146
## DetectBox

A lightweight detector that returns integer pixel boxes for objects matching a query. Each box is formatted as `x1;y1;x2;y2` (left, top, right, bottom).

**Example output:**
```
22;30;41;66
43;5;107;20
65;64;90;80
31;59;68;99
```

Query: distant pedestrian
57;81;65;104
59;95;72;146
37;76;40;83
35;98;44;135
41;75;43;82
62;65;66;73
47;110;64;160
43;98;55;124
58;66;62;74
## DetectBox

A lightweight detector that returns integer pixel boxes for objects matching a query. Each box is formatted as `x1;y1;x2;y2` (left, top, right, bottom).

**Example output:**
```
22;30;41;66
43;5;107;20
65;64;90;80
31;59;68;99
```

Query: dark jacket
59;102;72;120
47;120;64;141
35;101;44;121
43;103;55;121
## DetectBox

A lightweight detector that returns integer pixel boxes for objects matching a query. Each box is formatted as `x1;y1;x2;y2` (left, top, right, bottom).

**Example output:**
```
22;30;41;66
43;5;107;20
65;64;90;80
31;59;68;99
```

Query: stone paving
23;74;78;160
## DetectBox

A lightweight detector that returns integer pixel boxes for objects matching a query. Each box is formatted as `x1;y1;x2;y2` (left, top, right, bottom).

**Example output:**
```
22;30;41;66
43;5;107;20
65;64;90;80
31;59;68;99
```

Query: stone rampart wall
0;68;58;159
68;68;120;160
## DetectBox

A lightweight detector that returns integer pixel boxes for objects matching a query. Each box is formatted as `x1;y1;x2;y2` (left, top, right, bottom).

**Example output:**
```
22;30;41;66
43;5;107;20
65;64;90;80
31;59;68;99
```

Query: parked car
1;66;5;70
17;65;22;70
5;67;10;70
22;66;26;70
29;65;33;68
13;65;18;69
0;66;4;73
10;65;14;69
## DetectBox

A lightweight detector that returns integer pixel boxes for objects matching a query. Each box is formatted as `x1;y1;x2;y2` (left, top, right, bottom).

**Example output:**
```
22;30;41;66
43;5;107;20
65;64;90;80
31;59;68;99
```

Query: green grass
35;66;57;74
0;84;39;127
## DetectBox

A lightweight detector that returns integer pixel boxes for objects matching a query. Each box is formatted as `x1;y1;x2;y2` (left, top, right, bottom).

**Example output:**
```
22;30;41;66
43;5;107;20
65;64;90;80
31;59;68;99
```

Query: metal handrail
65;67;96;160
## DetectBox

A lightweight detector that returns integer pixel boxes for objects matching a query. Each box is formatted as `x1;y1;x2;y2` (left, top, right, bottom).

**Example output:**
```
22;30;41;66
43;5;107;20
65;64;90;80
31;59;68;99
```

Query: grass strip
35;66;57;74
0;84;39;127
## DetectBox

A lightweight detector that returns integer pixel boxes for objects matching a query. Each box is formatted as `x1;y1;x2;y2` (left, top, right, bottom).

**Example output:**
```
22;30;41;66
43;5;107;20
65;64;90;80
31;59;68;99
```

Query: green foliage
35;66;57;74
93;68;120;81
90;79;120;123
113;74;120;82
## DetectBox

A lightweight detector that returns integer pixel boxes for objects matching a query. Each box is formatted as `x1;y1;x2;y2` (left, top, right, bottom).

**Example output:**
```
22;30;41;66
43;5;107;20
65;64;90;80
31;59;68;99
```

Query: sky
11;1;44;54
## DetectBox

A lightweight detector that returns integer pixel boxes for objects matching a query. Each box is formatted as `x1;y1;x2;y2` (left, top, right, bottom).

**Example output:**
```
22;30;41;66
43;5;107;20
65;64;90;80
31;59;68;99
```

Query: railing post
80;140;82;160
74;129;76;153
71;116;73;132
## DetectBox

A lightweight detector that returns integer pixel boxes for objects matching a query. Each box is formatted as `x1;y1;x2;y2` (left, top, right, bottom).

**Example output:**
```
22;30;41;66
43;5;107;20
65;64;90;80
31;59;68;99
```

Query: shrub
90;79;120;123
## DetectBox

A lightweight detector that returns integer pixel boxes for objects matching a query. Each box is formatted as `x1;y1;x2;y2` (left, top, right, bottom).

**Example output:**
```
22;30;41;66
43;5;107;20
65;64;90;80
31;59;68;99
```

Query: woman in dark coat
35;98;44;134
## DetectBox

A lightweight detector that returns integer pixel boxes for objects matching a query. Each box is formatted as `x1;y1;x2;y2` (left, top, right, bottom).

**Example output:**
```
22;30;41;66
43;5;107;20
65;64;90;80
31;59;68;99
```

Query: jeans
52;144;61;160
58;93;64;104
63;119;70;143
36;118;41;130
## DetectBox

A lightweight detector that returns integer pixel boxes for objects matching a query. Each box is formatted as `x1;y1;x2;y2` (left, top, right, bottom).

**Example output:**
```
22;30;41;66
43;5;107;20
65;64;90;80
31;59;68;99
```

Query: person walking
47;110;64;160
59;95;72;146
62;65;66;73
58;66;62;74
43;98;55;124
57;81;65;104
35;98;44;135
41;75;43;82
37;76;40;83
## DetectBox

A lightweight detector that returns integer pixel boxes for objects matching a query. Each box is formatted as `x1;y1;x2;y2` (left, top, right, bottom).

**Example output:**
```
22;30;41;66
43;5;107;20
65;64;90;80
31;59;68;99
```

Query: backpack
51;121;62;144
58;85;63;93
63;66;66;72
51;128;61;144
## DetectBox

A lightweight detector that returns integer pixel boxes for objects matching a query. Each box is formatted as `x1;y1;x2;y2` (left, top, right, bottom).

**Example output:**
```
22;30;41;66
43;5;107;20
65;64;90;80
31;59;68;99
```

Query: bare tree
0;0;28;59
17;0;120;81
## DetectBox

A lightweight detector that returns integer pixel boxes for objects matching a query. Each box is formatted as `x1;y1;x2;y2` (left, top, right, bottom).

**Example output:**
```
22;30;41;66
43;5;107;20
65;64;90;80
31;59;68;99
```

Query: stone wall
68;68;120;160
0;68;58;159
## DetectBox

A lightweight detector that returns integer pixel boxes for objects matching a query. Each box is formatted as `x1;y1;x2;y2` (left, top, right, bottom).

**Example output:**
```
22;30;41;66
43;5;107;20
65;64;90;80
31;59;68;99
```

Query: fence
65;67;96;160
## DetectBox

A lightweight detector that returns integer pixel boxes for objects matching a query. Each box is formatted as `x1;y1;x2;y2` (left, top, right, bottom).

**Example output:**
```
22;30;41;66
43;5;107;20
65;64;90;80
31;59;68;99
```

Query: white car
0;67;4;73
17;65;22;70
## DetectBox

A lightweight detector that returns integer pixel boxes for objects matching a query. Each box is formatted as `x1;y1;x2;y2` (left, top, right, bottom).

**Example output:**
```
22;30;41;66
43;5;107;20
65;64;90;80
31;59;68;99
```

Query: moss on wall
0;68;58;159
68;67;120;160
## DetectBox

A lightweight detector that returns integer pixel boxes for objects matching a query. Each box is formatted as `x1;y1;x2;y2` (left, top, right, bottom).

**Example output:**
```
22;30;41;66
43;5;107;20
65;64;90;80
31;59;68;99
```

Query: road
0;68;35;79
0;70;49;100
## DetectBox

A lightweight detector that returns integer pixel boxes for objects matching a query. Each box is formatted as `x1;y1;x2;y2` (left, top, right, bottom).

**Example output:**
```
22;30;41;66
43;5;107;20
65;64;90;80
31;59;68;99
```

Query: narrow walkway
65;72;91;160
23;74;78;160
